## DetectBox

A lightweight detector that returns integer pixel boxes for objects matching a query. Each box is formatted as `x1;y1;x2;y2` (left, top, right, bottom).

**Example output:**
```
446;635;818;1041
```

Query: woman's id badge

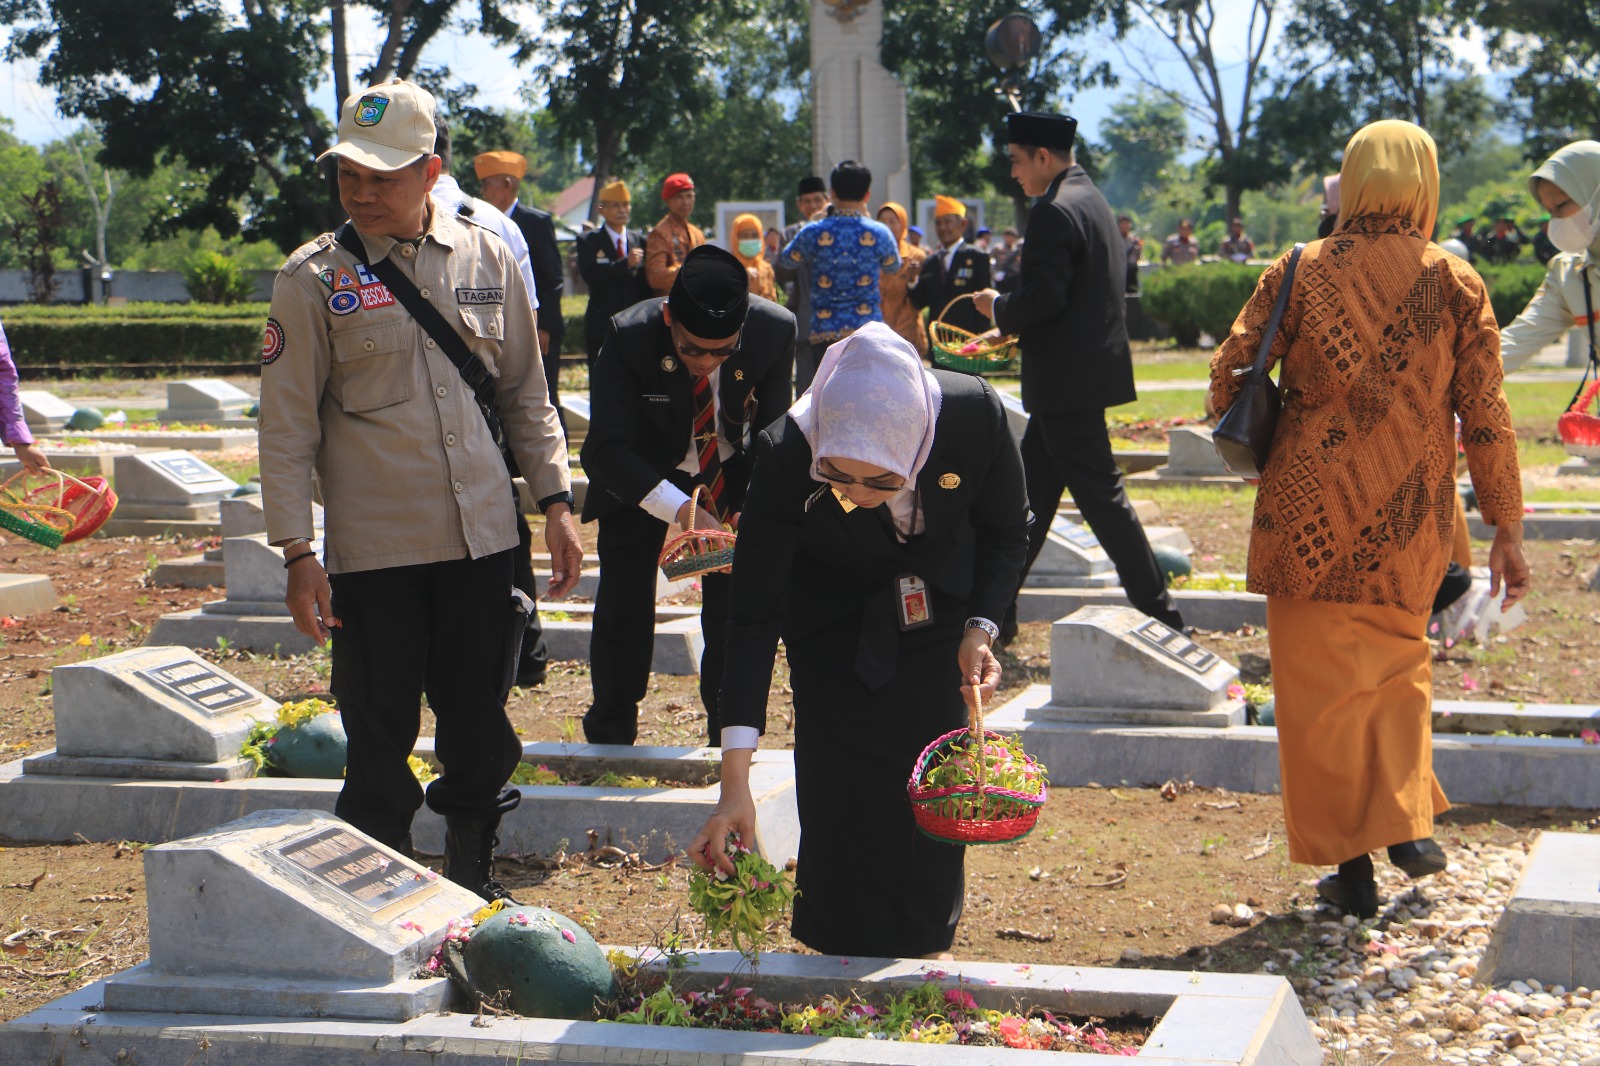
896;573;933;631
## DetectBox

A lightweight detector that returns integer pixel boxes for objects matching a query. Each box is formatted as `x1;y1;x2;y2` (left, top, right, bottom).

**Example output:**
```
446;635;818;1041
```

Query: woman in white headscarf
689;322;1028;959
1499;140;1600;373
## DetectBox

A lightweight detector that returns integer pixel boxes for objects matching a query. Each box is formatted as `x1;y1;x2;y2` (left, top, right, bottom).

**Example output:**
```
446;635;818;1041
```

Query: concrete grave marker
1157;425;1235;479
18;390;74;434
112;449;237;520
1479;831;1600;990
1029;605;1242;726
27;645;275;780
102;809;479;1021
159;378;253;423
220;493;323;539
1027;516;1193;588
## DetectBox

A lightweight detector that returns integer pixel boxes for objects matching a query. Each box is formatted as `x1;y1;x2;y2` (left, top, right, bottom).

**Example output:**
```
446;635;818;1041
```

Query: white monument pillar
810;0;912;209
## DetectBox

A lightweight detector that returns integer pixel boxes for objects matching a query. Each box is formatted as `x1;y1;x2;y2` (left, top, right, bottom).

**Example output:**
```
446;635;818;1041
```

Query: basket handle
969;682;987;797
935;292;978;327
1570;379;1600;415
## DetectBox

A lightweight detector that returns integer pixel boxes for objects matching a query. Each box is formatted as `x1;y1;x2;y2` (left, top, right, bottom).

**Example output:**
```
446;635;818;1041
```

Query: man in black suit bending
476;151;567;430
575;179;649;369
972;111;1182;634
580;245;796;746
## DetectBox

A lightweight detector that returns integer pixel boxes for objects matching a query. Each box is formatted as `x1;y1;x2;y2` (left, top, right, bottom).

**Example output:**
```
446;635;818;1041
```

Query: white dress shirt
433;176;538;310
637;366;735;524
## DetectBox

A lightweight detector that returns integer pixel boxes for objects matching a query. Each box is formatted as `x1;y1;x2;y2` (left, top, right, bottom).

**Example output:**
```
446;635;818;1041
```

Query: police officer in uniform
580;245;795;747
260;79;584;901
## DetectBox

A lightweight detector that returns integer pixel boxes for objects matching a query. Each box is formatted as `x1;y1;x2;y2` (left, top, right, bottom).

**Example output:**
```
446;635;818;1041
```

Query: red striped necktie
692;375;725;520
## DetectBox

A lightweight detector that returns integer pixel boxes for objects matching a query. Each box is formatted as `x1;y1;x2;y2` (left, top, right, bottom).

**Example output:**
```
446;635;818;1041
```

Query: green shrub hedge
1476;262;1548;327
1140;263;1265;348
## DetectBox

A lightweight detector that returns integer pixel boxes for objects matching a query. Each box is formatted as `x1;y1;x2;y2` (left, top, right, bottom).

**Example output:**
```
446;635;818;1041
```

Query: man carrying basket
581;245;796;747
973;111;1182;639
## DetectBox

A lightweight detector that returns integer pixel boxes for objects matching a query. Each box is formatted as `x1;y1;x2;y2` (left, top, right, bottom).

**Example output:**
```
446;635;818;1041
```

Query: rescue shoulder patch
262;318;285;365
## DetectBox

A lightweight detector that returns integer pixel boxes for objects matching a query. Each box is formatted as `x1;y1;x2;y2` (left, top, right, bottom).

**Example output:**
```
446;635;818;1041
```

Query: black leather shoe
1316;874;1379;919
1388;838;1448;879
444;815;522;904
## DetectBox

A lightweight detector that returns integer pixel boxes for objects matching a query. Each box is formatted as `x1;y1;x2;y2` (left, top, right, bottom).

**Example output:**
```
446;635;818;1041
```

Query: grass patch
1131;356;1213;381
209;458;260;485
1110;390;1208;423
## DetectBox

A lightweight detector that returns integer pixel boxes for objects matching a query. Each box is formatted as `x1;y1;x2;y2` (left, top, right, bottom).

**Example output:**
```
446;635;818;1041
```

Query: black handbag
1213;243;1304;478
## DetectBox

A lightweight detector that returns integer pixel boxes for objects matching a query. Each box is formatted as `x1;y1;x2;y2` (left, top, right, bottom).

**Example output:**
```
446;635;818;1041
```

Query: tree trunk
331;0;349;112
587;128;622;224
1225;185;1243;226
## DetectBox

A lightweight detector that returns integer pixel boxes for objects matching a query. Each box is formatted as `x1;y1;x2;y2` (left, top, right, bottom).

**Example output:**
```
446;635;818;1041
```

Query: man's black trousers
585;505;729;746
1016;410;1183;630
330;550;523;851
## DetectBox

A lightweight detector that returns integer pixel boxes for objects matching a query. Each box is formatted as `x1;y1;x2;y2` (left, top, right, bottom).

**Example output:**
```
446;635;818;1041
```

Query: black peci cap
668;245;750;340
1005;111;1078;154
798;175;826;196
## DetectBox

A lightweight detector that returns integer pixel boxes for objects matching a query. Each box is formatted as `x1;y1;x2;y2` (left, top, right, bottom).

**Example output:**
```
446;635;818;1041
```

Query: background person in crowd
1319;174;1341;239
688;322;1028;960
575;180;649;370
1209;119;1529;920
1117;214;1142;293
774;175;829;323
1483;215;1527;264
1218;217;1255;262
728;212;778;302
646;172;705;296
993;226;1023;292
1161;218;1199;264
876;201;929;357
781;160;900;394
475;150;566;424
911;195;992;340
973;111;1183;639
907;224;924;249
1499;141;1600;374
1449;214;1483;262
1531;213;1557;264
579;245;795;747
262;79;581;902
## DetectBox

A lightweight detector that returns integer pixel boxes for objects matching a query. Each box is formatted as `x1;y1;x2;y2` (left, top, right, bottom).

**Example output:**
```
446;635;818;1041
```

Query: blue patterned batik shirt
781;210;901;344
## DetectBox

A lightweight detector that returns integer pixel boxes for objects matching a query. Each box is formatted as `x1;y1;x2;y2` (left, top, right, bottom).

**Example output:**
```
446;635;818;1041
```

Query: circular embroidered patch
328;290;360;316
262;318;285;365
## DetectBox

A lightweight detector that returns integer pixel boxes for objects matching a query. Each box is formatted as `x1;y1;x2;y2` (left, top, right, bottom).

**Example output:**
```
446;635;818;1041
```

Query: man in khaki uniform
259;78;584;901
645;172;705;296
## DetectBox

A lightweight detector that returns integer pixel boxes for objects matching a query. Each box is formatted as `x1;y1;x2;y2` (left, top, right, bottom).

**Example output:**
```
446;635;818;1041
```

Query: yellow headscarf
879;201;912;258
1337;119;1439;234
730;212;765;267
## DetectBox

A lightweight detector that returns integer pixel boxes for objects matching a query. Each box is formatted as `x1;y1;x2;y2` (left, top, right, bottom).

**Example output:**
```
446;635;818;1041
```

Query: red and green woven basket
907;686;1047;845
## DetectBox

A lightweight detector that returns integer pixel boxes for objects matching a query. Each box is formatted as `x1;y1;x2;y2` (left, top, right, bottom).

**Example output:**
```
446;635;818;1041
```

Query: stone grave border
1478;831;1600;990
0;950;1321;1065
0;742;799;865
66;428;258;452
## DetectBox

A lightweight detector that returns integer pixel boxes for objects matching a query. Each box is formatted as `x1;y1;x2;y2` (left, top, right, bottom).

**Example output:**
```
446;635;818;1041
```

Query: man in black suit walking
580;245;795;746
575;179;649;368
476;151;567;428
973;111;1182;634
911;194;992;342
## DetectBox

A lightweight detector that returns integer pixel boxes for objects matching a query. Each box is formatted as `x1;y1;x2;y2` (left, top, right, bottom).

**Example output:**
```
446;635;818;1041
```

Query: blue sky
1;2;1497;158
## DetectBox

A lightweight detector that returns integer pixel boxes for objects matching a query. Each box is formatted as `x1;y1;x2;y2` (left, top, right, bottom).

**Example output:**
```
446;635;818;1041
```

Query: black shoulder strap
1575;260;1600;407
1249;243;1304;380
333;223;502;442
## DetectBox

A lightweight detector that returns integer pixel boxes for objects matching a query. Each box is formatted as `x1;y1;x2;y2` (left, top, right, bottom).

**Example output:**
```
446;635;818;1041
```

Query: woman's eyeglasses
816;462;906;492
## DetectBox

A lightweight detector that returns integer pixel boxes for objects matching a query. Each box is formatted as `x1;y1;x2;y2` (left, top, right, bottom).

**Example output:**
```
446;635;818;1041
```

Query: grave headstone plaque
18;390;74;435
213;533;311;614
28;645;276;779
102;809;481;1021
159;378;254;423
112;449;238;520
220;495;323;540
1033;605;1243;726
1159;426;1234;478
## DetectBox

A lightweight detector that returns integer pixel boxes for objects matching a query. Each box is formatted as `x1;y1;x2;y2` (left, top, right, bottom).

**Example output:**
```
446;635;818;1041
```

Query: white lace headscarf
790;321;942;534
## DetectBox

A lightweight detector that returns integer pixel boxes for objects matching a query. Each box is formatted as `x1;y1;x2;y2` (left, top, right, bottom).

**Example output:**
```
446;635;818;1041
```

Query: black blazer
509;203;566;342
718;371;1029;732
993;166;1136;415
580;297;797;522
911;244;992;336
576;226;650;358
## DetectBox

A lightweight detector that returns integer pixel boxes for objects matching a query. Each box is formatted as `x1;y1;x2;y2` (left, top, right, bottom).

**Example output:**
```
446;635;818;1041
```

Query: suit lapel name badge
832;488;858;513
938;473;961;490
734;369;744;381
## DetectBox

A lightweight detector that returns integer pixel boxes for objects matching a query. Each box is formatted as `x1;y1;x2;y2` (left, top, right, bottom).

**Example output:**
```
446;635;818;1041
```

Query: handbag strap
333;223;504;444
1572;262;1600;410
1246;243;1305;380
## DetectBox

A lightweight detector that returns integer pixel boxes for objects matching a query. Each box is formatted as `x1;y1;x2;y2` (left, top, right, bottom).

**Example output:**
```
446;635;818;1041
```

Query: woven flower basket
0;470;80;549
908;684;1047;845
1558;379;1600;460
658;485;738;580
929;294;1019;375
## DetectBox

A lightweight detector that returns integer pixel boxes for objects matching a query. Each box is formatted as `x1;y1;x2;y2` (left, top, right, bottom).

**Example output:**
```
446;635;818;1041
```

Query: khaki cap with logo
317;79;437;172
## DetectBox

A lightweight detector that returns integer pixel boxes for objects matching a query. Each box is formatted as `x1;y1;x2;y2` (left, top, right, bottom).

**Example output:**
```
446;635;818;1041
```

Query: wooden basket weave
907;684;1047;845
0;470;78;549
658;485;738;580
1559;379;1600;459
929;294;1019;374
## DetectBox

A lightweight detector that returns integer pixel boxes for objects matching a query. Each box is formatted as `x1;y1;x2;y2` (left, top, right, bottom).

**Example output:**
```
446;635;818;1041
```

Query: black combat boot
443;815;520;903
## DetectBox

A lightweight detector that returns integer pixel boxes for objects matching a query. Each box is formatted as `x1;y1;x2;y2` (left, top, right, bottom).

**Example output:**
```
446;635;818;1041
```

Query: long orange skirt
1451;492;1472;570
1267;596;1449;866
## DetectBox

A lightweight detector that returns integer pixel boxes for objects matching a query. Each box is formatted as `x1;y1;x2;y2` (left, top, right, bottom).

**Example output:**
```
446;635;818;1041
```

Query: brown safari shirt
259;200;569;574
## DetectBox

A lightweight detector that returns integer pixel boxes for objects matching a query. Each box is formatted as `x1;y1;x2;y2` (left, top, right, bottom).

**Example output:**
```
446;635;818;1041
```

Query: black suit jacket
718;371;1029;732
580;297;797;522
576;226;650;358
509;203;566;343
911;243;992;336
993;166;1136;415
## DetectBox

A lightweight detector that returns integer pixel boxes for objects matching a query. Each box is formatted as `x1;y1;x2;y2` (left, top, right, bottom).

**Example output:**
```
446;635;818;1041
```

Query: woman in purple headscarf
689;322;1029;959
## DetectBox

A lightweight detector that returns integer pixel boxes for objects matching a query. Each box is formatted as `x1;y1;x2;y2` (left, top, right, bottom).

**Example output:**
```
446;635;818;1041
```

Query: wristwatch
280;537;311;558
965;617;1000;642
537;490;576;515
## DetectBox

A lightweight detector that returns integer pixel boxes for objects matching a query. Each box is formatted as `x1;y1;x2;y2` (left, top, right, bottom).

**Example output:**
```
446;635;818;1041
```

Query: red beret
661;173;695;201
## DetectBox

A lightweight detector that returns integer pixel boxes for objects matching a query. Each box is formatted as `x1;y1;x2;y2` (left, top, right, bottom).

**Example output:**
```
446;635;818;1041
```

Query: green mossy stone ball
231;482;262;496
270;712;347;778
1154;544;1192;582
1255;698;1275;727
66;407;105;431
244;403;260;418
462;907;614;1019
